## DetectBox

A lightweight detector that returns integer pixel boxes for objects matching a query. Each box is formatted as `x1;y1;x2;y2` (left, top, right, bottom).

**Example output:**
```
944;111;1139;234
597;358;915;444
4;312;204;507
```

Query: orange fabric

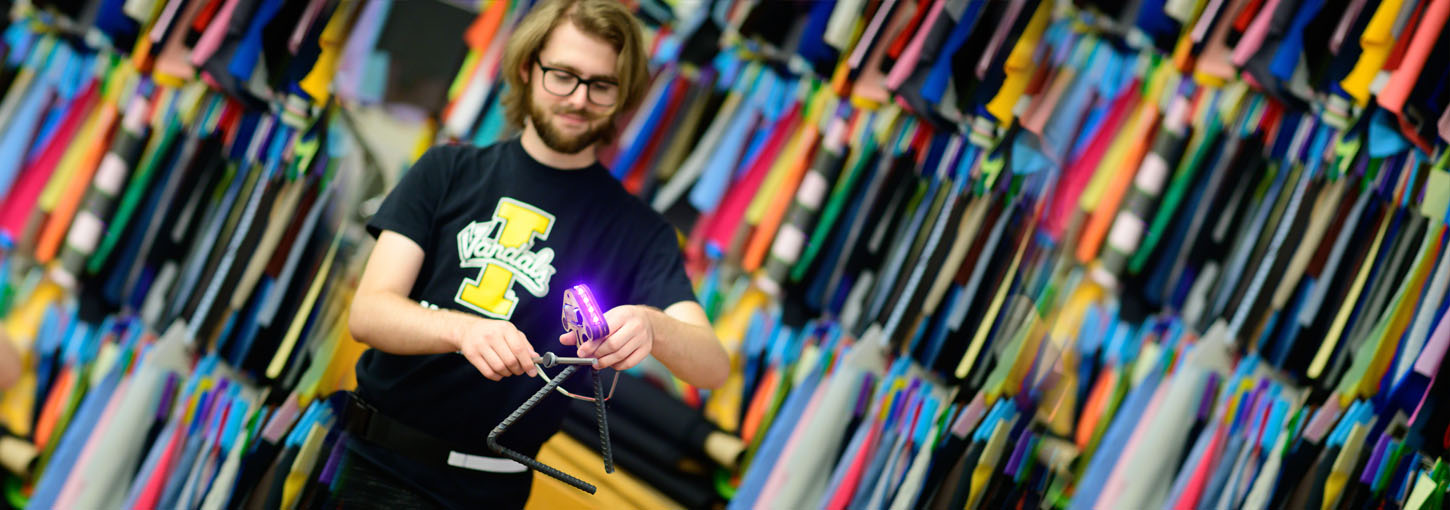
34;368;75;451
740;369;780;444
704;107;801;253
1075;367;1116;448
0;84;99;240
446;0;511;115
1384;1;1429;71
1076;103;1161;263
830;14;867;97
131;35;156;73
465;0;510;50
1042;85;1139;239
35;104;120;263
1378;0;1449;115
832;51;854;97
1172;28;1196;72
741;128;822;272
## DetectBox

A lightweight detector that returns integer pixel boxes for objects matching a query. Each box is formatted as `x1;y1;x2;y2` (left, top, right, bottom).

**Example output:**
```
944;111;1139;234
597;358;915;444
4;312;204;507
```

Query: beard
527;88;611;155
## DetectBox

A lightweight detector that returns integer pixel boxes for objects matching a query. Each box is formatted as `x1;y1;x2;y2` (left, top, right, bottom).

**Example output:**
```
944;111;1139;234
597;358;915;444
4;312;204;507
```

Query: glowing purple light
575;285;602;324
563;284;610;344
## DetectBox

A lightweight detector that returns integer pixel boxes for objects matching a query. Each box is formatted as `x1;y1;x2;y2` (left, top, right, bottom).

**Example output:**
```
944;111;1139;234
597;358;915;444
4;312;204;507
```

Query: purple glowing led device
562;284;610;346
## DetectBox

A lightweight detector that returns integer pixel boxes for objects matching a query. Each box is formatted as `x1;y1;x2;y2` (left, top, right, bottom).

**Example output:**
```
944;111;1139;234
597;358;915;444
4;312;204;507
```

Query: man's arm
650;301;730;389
349;231;539;379
348;231;459;354
565;301;729;389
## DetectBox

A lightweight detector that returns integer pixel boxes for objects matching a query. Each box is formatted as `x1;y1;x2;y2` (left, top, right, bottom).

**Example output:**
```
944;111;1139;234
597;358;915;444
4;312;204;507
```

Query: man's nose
564;84;590;109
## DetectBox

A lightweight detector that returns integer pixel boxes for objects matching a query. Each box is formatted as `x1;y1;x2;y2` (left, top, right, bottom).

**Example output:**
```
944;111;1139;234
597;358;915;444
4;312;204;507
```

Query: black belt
342;393;527;474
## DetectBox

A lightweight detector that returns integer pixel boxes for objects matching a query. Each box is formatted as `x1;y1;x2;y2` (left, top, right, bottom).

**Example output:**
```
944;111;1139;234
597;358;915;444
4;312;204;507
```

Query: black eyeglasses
535;59;620;107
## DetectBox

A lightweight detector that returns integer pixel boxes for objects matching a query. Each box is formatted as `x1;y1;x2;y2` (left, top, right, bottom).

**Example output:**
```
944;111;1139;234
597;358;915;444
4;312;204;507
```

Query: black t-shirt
354;137;697;506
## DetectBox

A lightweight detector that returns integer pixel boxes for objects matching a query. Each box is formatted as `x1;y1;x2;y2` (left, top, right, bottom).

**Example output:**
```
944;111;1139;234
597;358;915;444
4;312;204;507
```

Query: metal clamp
532;352;597;368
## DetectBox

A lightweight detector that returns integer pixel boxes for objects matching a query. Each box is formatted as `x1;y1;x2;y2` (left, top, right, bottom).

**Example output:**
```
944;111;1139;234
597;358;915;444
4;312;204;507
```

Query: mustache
551;106;600;119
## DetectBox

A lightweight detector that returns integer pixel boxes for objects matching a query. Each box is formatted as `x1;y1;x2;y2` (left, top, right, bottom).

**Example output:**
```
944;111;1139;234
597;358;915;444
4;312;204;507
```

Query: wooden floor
525;433;683;509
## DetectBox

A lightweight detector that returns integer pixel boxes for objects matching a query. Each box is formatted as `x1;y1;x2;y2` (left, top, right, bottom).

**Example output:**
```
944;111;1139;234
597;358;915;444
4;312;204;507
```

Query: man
339;1;729;508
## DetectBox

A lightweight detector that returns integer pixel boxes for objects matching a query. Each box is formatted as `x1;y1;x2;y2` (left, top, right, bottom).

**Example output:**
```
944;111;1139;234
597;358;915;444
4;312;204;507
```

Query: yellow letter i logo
455;198;555;319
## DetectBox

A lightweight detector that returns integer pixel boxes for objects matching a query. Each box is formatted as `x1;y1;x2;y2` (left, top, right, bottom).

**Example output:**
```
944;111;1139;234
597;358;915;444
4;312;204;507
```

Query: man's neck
520;125;597;170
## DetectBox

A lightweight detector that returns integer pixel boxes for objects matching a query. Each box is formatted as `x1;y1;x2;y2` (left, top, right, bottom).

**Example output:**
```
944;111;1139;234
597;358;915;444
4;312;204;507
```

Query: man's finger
499;331;524;375
595;339;633;370
509;330;537;377
479;343;508;381
462;348;495;381
590;338;613;359
618;348;649;371
602;307;629;331
593;329;629;359
559;331;578;346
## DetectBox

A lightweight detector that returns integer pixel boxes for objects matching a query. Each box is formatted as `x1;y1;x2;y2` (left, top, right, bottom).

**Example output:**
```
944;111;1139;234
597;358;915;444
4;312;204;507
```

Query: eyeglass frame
533;58;620;107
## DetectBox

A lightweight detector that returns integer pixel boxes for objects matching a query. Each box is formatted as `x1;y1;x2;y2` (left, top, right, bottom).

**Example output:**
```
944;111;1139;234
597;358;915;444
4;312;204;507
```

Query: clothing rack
0;0;1449;508
0;0;420;507
478;0;1450;508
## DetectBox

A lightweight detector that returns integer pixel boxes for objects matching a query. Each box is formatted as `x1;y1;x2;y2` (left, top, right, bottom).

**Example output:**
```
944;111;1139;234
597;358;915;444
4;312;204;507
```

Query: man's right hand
454;317;540;381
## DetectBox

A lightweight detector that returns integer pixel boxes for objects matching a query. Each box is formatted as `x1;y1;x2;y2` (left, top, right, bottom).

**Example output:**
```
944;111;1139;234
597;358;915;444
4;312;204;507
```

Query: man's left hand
559;305;655;371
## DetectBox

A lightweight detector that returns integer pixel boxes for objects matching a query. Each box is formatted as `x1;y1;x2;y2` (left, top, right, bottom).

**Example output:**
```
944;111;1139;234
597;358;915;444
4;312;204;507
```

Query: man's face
526;21;620;155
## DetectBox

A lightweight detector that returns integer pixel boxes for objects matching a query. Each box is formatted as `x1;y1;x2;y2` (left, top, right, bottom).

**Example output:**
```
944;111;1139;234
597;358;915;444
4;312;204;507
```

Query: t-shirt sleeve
628;224;699;310
366;147;453;247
